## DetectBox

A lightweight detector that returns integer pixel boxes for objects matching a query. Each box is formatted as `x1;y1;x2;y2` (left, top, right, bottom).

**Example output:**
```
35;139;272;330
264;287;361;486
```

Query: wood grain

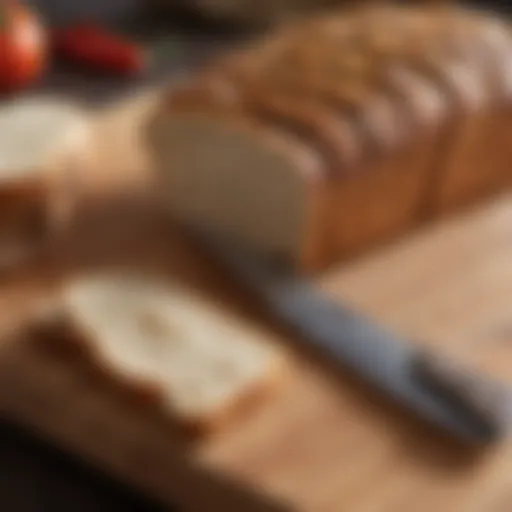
2;91;512;512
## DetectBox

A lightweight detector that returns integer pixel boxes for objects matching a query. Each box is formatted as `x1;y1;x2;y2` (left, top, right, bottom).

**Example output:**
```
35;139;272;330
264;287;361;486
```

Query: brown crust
178;350;289;437
156;5;512;272
165;7;486;169
245;92;363;173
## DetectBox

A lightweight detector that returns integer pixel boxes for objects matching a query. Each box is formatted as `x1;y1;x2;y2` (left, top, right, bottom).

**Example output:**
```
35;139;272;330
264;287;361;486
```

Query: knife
190;228;505;443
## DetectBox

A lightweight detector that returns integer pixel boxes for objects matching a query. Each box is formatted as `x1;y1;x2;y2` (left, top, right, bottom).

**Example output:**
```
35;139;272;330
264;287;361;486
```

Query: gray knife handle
417;353;512;435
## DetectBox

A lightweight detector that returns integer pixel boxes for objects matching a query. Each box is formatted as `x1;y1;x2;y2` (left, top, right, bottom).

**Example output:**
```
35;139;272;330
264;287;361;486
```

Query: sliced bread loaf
147;5;512;273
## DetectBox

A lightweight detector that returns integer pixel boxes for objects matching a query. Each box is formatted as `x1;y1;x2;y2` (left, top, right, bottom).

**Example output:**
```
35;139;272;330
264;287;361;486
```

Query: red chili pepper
52;22;146;76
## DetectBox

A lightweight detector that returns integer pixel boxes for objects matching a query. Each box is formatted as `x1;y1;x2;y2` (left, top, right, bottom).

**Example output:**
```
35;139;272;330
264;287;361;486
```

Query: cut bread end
147;111;321;266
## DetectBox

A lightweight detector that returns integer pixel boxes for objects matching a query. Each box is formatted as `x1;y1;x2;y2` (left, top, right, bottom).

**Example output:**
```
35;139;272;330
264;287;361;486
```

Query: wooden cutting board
2;91;512;512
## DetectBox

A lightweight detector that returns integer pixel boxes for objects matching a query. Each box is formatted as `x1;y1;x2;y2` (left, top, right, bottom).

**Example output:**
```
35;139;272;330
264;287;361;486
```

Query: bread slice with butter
48;272;284;432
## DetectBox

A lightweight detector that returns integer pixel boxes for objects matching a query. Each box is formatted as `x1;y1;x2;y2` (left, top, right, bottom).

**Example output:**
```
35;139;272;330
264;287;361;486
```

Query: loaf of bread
147;5;512;273
0;96;91;268
43;272;283;431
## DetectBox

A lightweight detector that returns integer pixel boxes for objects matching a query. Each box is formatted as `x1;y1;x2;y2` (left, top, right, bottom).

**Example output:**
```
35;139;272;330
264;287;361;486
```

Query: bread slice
0;96;92;267
51;272;284;432
147;6;512;274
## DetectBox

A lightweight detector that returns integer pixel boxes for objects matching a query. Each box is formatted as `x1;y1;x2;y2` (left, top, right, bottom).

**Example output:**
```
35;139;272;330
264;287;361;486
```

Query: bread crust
150;5;512;272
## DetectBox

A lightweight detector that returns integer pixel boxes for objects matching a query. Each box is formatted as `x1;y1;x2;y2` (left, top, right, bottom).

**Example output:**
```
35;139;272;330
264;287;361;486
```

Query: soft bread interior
63;273;282;424
0;96;90;181
149;113;312;263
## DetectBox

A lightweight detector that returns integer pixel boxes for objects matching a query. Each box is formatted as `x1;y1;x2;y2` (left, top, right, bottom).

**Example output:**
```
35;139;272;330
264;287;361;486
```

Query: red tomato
0;1;47;93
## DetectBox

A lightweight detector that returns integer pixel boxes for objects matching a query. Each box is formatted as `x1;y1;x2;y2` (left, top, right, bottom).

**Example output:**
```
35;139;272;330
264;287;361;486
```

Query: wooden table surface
2;89;512;512
0;420;167;512
4;3;512;511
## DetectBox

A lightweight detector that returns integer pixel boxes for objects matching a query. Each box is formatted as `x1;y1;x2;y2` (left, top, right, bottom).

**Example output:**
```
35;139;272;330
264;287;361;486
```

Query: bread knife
191;229;506;443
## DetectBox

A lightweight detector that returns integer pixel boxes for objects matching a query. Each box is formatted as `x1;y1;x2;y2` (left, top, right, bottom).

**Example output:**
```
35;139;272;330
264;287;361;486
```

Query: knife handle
416;352;512;435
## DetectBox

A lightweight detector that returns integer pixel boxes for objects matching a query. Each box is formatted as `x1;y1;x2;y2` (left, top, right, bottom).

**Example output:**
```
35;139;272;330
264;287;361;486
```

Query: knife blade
191;229;499;443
